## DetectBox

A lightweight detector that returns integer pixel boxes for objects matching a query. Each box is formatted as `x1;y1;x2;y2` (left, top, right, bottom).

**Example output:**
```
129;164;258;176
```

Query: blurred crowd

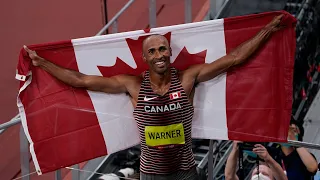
225;120;319;180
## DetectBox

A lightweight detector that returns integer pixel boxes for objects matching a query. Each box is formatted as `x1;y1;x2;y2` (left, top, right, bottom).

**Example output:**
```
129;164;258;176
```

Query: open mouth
155;61;166;68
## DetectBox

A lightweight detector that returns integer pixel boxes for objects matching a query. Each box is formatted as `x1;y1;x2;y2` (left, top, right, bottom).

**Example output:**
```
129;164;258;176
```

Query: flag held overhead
16;11;296;174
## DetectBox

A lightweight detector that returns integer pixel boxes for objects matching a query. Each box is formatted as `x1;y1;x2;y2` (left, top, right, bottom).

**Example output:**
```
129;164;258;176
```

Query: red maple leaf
98;31;207;77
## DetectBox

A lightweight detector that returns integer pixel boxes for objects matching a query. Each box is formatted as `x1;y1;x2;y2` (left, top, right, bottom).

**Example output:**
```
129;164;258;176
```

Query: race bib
145;123;185;148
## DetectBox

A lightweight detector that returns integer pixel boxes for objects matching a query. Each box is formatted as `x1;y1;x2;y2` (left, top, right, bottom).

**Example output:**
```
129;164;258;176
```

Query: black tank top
133;67;195;174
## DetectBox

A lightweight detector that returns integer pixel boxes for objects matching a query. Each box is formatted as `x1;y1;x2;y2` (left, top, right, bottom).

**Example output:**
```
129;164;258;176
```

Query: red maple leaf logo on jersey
97;30;207;77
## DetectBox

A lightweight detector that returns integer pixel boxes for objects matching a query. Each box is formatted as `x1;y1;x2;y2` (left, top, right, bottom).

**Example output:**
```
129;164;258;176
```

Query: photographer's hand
253;144;288;180
253;144;270;161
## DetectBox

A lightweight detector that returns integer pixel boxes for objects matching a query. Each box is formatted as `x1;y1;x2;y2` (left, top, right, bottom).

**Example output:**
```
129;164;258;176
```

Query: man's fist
232;141;242;151
252;144;271;161
265;14;285;32
23;45;42;66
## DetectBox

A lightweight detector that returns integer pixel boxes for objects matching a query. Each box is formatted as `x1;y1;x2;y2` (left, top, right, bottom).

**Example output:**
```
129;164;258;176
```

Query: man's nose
154;50;162;59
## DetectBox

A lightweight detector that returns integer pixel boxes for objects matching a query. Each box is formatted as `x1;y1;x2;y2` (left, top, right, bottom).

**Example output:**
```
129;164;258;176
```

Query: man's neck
281;146;294;156
149;70;171;87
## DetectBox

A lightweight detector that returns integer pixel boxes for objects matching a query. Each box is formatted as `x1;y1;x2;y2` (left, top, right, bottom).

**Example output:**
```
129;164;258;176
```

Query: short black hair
290;117;304;141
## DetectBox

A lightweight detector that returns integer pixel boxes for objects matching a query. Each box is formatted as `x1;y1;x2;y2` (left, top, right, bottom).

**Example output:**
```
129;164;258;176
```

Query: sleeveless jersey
133;67;195;174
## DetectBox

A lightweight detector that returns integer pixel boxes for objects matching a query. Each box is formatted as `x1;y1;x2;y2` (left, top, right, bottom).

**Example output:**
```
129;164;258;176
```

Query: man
280;120;318;179
225;142;288;180
24;15;284;180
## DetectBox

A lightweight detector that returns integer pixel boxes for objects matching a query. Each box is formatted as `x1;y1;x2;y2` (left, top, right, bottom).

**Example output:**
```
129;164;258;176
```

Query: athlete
24;15;285;180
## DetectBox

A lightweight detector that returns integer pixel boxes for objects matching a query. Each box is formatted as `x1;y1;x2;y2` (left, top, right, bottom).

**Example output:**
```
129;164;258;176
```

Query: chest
283;152;312;178
136;90;188;112
134;88;193;124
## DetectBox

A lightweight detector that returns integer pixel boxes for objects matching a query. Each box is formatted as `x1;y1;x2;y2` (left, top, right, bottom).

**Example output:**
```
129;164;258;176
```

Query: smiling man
24;15;284;180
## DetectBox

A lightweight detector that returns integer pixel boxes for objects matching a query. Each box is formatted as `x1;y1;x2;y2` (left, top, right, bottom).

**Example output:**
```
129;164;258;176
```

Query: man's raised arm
185;14;284;83
24;45;130;94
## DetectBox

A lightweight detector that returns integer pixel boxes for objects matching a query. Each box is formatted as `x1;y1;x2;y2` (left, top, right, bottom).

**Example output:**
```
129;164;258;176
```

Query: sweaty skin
24;15;284;109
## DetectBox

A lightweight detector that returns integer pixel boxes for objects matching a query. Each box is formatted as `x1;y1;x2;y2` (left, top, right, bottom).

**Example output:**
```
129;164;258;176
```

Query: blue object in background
314;171;320;180
244;150;257;158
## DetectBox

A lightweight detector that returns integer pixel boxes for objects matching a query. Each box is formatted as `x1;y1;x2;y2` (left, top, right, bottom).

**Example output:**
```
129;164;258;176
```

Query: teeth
156;61;164;65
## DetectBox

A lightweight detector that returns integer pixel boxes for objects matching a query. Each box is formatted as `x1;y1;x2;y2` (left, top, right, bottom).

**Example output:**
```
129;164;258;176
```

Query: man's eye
160;47;167;52
148;50;154;54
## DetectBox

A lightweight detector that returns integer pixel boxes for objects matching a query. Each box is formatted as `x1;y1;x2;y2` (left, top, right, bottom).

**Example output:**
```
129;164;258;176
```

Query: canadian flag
170;91;181;100
16;11;296;174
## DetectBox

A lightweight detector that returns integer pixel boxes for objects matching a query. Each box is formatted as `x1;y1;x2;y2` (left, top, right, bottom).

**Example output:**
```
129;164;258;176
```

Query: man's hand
254;143;289;180
265;14;284;32
232;141;242;151
23;45;43;66
253;144;271;161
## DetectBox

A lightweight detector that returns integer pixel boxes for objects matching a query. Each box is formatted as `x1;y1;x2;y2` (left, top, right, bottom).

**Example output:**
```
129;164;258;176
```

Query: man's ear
142;53;147;62
169;47;172;56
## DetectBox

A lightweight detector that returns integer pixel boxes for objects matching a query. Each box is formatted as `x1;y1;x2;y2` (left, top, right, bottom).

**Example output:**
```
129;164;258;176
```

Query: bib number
145;123;185;148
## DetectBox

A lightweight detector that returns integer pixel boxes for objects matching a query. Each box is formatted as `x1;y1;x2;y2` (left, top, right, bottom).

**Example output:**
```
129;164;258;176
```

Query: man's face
288;124;300;140
142;35;171;74
251;165;273;180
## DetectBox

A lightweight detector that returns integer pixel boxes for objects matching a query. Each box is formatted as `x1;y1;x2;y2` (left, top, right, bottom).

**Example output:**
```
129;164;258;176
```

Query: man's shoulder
116;74;143;81
113;74;143;90
177;64;203;79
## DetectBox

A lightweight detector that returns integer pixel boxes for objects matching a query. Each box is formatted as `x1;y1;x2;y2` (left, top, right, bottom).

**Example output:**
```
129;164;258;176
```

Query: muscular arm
183;15;283;83
24;46;132;94
225;142;239;180
296;147;318;173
